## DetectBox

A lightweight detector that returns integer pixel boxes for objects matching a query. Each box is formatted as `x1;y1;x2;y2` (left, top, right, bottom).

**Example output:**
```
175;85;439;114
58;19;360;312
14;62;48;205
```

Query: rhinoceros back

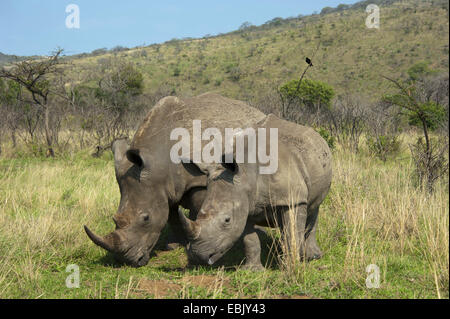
131;93;266;151
258;114;332;206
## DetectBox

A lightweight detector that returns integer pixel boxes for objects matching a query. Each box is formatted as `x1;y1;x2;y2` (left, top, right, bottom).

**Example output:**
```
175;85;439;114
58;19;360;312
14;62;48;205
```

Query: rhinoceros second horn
178;209;201;240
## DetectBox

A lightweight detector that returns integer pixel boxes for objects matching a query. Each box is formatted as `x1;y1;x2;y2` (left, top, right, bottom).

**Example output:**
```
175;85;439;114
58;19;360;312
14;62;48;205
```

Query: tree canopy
279;78;335;111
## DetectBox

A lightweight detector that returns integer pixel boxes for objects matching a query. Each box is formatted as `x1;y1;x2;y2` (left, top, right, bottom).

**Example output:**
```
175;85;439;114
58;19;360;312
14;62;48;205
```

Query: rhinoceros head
84;138;169;267
179;158;252;265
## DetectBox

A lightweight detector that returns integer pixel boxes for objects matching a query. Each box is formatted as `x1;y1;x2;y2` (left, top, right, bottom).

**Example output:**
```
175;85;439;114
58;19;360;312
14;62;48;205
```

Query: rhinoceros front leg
241;223;264;271
280;204;307;261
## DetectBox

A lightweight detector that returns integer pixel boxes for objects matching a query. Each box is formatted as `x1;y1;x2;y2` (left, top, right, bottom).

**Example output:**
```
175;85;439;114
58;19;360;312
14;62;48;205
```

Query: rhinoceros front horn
178;208;201;240
84;225;115;252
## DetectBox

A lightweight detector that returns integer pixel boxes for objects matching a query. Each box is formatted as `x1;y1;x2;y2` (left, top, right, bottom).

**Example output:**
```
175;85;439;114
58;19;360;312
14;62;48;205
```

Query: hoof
307;253;322;261
241;263;265;271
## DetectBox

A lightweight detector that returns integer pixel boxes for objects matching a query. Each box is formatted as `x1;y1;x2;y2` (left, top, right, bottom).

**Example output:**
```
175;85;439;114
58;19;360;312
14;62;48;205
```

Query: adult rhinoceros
84;93;266;266
178;114;332;270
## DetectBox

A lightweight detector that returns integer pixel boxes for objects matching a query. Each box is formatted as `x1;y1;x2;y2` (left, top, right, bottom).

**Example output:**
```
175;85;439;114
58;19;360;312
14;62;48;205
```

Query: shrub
407;61;436;82
325;94;366;153
407;101;446;131
91;48;108;56
173;67;181;77
315;127;335;150
228;66;242;82
239;21;253;31
279;78;335;112
366;135;401;162
410;136;448;193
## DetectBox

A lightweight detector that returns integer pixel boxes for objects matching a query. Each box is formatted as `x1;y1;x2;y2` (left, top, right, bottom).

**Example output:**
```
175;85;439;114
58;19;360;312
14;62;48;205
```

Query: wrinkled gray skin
179;114;332;270
84;93;266;267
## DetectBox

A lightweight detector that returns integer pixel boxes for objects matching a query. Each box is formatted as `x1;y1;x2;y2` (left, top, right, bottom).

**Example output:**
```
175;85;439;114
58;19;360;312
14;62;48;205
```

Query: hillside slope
68;0;448;102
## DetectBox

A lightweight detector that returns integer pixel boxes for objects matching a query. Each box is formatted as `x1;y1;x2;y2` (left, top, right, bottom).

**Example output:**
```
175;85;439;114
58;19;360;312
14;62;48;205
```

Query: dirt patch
135;275;231;298
136;279;181;298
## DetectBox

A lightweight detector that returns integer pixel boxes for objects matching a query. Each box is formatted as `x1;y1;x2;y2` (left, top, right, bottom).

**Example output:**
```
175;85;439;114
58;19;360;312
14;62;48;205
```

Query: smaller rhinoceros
178;114;332;270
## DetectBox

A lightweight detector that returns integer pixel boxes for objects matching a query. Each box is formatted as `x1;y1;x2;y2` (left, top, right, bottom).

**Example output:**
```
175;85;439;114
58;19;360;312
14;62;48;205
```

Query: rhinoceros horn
84;225;115;252
178;208;201;240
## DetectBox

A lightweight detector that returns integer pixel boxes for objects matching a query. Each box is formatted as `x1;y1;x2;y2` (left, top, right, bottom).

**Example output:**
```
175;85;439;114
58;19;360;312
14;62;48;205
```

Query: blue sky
0;0;360;56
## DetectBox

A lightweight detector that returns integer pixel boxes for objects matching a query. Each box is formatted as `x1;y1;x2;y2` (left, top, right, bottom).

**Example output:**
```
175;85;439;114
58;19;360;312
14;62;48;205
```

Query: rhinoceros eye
142;214;150;222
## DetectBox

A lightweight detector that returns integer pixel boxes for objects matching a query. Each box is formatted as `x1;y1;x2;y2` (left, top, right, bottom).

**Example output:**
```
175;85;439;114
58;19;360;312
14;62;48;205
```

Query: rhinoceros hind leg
305;207;322;261
280;204;308;261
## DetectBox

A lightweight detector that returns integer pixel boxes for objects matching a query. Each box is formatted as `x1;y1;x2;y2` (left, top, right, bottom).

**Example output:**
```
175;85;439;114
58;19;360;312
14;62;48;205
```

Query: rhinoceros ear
181;159;209;176
221;154;239;174
112;138;130;165
182;155;238;178
126;149;144;168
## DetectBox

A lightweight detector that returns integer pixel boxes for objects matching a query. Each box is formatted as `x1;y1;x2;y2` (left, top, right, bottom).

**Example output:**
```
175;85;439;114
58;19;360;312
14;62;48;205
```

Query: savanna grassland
0;0;449;299
66;0;449;102
0;137;448;299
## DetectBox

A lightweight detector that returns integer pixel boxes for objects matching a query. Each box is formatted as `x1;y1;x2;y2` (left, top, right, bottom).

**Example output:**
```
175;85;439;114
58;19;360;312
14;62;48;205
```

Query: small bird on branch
305;57;313;67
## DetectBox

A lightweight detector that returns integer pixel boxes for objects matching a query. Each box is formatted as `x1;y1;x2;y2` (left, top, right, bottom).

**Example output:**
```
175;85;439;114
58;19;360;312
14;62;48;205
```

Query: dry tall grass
335;149;448;294
0;141;448;298
264;146;449;297
0;156;119;297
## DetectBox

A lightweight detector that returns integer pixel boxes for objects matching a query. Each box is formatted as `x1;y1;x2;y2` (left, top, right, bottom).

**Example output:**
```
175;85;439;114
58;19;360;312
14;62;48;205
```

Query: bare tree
0;49;64;156
366;100;402;162
326;93;367;152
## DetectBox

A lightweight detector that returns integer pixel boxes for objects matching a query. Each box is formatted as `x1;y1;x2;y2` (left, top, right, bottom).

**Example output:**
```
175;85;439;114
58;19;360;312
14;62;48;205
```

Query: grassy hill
65;0;449;103
0;52;41;67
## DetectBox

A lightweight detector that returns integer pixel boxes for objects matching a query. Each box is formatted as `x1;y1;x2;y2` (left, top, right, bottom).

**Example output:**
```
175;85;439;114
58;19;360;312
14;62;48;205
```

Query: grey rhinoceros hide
180;114;332;269
84;93;266;267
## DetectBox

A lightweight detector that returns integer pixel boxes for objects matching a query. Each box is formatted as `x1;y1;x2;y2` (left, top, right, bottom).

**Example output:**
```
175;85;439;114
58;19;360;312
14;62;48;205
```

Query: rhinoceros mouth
122;239;157;267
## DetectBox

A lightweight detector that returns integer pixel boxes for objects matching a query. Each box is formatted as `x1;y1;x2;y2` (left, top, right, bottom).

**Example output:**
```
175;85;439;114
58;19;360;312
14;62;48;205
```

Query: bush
279;78;335;112
110;45;128;53
315;127;335;150
407;61;436;82
366;135;401;162
173;67;181;77
228;66;242;82
263;17;283;27
407;101;446;131
326;94;366;152
91;48;108;56
410;136;448;193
